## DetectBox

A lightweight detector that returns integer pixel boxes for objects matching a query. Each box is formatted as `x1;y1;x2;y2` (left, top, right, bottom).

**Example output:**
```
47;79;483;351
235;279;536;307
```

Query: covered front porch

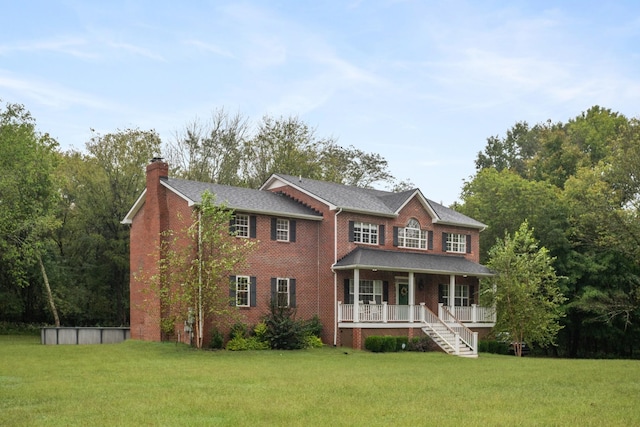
333;247;495;356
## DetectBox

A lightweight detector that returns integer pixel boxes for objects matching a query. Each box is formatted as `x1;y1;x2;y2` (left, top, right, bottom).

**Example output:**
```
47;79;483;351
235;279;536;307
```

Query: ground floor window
235;276;250;307
438;284;472;306
349;279;383;304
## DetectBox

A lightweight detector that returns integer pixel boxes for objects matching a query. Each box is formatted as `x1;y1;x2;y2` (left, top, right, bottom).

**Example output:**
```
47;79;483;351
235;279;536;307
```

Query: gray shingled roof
334;247;494;277
272;174;486;229
164;178;323;220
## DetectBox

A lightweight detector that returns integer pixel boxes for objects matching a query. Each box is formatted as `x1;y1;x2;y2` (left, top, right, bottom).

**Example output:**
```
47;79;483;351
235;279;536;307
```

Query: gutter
332;208;342;347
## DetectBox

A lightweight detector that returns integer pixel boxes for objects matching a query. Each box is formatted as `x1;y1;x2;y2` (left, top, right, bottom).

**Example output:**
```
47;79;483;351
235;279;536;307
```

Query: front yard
1;335;638;426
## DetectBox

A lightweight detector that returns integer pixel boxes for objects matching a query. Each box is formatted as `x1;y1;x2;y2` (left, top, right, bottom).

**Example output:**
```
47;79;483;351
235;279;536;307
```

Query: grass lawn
1;335;639;426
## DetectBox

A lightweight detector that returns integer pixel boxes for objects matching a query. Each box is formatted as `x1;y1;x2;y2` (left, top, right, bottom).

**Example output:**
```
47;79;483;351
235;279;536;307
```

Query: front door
398;283;409;305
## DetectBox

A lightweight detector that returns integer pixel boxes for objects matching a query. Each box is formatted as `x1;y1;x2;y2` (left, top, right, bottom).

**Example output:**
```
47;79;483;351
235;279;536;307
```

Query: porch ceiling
333;247;494;277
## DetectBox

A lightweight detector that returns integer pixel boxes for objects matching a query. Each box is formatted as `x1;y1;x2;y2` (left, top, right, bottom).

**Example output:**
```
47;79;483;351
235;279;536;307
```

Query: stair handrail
421;305;460;353
440;305;478;354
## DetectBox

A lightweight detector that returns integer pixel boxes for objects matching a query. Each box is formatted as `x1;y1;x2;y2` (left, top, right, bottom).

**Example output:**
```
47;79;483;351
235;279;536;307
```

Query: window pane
236;276;249;306
235;214;249;237
276;219;289;241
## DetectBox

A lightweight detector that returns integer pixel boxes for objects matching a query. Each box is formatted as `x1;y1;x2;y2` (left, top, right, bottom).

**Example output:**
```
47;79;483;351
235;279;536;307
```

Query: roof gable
262;174;486;229
122;178;323;224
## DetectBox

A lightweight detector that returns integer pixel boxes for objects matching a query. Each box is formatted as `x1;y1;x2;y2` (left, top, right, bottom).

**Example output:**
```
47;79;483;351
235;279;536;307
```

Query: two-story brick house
124;159;494;356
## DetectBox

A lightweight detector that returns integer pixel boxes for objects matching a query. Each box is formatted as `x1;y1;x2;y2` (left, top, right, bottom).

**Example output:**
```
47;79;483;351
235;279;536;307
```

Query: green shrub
303;315;323;337
209;328;224;349
303;334;324;348
229;322;248;340
263;300;306;350
365;335;383;352
395;336;409;351
408;336;432;352
225;335;248;351
381;336;396;352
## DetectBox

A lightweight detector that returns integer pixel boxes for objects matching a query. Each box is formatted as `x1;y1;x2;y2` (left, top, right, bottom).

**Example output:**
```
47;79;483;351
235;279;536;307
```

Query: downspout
198;210;203;348
333;208;343;347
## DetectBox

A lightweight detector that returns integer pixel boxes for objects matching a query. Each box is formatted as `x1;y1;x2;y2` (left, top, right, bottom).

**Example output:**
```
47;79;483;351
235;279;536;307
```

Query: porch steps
421;323;477;358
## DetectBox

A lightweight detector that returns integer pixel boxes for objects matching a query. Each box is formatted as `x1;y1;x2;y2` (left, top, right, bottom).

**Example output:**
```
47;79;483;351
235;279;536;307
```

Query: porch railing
439;305;478;353
338;302;495;324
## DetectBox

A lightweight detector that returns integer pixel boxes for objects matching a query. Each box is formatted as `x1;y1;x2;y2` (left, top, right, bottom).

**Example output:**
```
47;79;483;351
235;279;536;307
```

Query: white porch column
409;271;415;322
449;274;456;313
353;268;360;323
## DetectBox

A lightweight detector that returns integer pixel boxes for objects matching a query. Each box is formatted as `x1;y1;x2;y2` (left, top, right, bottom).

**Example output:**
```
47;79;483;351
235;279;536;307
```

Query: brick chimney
129;158;169;341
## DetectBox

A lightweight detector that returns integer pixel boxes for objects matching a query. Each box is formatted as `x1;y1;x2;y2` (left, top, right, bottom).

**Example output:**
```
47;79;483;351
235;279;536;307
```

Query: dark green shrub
381;336;396;352
263;300;305;350
487;340;509;354
395;336;409;351
209;328;224;349
365;335;383;352
303;315;323;337
229;322;248;340
408;336;432;352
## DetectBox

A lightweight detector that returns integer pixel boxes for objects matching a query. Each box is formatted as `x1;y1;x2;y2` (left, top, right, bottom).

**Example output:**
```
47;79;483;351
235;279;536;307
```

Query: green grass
1;335;639;426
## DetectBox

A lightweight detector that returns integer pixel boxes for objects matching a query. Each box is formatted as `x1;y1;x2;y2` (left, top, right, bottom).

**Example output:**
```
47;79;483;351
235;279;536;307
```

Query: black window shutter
249;216;257;238
229;218;236;234
348;221;355;242
393;227;399;246
250;276;257;307
229;276;236;306
383;281;389;303
466;234;472;253
290;279;296;308
270;278;277;303
344;279;350;304
379;225;385;246
442;233;448;252
270;218;277;240
470;285;475;306
428;230;433;250
290;220;296;242
438;284;445;304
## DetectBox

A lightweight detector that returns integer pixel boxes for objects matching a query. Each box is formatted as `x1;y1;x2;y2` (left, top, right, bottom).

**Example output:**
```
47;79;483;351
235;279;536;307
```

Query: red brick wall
130;172;485;347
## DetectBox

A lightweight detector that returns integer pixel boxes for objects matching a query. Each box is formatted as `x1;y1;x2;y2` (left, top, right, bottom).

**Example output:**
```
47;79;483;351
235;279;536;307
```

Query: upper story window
231;214;256;238
353;221;378;245
446;233;467;253
276;219;289;241
397;218;428;249
234;214;249;238
271;218;296;242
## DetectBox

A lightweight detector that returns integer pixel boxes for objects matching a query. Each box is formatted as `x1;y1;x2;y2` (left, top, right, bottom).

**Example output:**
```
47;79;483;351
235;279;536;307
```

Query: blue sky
2;1;639;205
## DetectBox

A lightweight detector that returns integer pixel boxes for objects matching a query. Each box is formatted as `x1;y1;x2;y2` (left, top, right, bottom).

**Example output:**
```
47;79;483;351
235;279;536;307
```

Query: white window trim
398;218;427;249
236;275;250;307
349;279;383;304
446;233;466;253
353;221;379;245
440;284;471;307
277;277;290;307
234;214;249;238
276;218;289;242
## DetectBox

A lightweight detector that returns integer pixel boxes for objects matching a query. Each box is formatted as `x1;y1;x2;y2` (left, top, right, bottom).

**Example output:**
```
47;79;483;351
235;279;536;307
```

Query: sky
2;1;640;205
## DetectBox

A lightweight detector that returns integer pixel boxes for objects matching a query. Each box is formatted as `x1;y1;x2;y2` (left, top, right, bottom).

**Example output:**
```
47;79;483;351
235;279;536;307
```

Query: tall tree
0;101;61;325
82;128;162;324
482;222;565;356
166;109;248;185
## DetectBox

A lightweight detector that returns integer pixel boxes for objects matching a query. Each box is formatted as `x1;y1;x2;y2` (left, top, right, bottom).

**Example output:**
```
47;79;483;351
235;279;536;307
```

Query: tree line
460;106;640;358
0;102;405;329
2;100;639;358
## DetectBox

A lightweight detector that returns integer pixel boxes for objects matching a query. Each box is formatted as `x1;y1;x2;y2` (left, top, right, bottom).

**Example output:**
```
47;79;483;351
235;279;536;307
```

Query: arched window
399;218;427;249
